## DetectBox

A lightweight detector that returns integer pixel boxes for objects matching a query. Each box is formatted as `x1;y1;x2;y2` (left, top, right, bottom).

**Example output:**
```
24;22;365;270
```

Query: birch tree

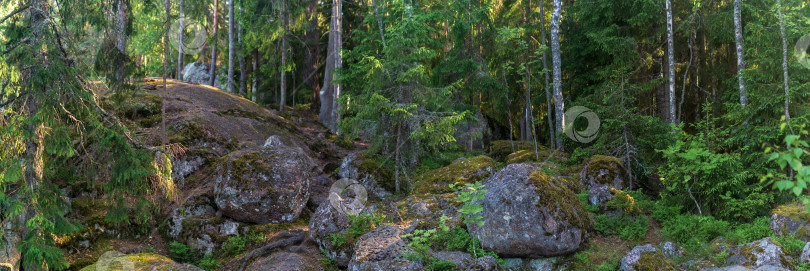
666;0;676;123
177;0;184;79
551;0;564;149
540;0;554;149
733;0;747;107
777;0;790;120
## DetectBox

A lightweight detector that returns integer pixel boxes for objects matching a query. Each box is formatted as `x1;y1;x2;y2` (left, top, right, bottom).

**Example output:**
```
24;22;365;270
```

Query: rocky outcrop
214;144;312;224
348;225;422;271
339;152;393;198
801;242;810;263
489;140;541;161
724;237;790;269
79;252;203;271
413;156;496;194
454;112;492;152
467;163;591;258
580;155;625;189
619;244;677;271
395;193;462;230
703;265;791;271
247;249;324;271
770;204;810;241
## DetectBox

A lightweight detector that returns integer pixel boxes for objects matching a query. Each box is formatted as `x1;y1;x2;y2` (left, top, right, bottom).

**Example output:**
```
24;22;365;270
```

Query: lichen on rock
413;155;496;194
580;154;625;189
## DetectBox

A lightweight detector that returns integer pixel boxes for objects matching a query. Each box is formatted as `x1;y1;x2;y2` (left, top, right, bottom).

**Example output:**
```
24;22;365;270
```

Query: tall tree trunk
116;0;127;90
665;0;675;124
521;0;531;142
209;0;218;86
163;0;170;146
177;0;184;80
733;0;747;107
252;50;259;102
238;3;246;96
372;0;386;47
778;0;790;121
319;3;336;129
551;0;564;149
305;0;320;110
280;0;288;112
227;0;235;92
539;0;554;149
333;0;344;132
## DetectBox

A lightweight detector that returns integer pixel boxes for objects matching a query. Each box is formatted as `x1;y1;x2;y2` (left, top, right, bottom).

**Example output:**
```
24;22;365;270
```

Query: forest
2;0;810;270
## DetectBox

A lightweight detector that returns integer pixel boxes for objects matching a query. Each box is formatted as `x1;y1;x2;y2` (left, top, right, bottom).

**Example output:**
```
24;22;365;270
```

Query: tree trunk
252;50;258;102
163;0;170;146
733;0;747;107
238;3;246;96
209;0;218;86
116;0;127;90
227;0;235;93
372;0;386;47
521;0;532;142
539;0;554;149
177;0;184;80
778;0;790;121
305;0;320;110
665;0;675;124
319;5;336;128
551;0;564;149
280;0;288;112
332;0;343;132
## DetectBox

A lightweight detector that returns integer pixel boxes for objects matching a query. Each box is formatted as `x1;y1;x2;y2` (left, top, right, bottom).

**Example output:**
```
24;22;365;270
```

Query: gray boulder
308;202;355;267
770;204;810;241
348;225;422;271
214;145;312;224
247;251;323;271
467;163;591;257
339;152;392;199
588;184;614;211
801;242;810;263
580;155;625;189
182;62;223;89
725;237;789;269
702;266;790;271
620;244;676;271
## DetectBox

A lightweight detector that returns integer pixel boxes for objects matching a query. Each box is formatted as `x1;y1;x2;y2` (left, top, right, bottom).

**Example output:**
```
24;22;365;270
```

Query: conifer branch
0;3;30;25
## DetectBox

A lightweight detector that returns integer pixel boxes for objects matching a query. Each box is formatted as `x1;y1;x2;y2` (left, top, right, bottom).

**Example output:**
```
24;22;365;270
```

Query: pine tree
209;0;219;86
551;0;564;149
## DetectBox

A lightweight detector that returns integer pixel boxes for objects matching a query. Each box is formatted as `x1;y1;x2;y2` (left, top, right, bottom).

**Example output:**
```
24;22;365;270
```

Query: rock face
725;237;789;269
454;112;492;152
348;225;422;271
801;242;810;263
182;62;223;89
308;202;354;267
79;252;203;271
214;145;312;224
588;184;614;211
413;155;496;194
580;155;625;189
770;204;810;241
467;163;591;257
339;152;392;198
247;250;324;271
619;244;676;271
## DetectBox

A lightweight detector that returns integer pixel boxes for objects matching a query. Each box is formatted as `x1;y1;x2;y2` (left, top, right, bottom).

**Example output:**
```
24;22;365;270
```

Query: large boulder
181;62;223;89
246;245;324;271
724;237;790;269
467;164;591;257
339;152;393;198
581;155;625;189
308;202;355;267
505;148;570;165
348;225;422;271
770;204;810;241
413;156;496;194
454;112;492;152
619;244;677;271
214;144;312;224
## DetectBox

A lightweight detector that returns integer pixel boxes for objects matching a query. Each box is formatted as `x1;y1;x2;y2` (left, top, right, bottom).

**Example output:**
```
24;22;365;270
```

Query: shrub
198;253;221;271
593;214;648;241
660;214;728;244
169;241;193;263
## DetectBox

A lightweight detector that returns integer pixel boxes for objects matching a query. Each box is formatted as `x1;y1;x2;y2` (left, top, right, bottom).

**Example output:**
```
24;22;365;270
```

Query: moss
529;171;592;230
633;251;677;271
773;204;810;223
353;153;394;192
72;197;107;217
584;155;624;185
413;156;495;194
505;149;570;165
227;151;272;185
79;253;180;271
168;121;209;145
489;140;539;161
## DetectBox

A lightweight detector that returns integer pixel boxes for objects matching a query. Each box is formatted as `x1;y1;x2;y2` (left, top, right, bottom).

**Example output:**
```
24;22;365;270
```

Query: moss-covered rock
505;148;570;165
619;244;677;271
580;155;625;189
413;156;495;194
79;252;203;271
339;152;394;197
724;237;791;269
489;140;539;161
467;163;590;257
770;203;810;241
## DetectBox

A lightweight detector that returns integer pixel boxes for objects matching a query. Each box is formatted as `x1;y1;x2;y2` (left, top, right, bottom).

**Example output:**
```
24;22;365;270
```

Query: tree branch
0;3;30;25
2;37;29;56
